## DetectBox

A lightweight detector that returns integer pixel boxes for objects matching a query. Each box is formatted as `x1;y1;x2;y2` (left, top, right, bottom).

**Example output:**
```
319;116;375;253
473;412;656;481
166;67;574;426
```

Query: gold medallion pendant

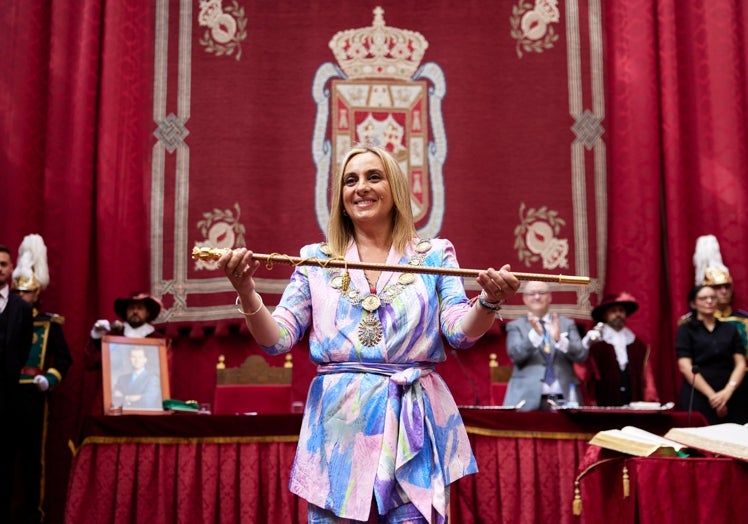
358;313;383;346
327;239;431;347
358;294;384;346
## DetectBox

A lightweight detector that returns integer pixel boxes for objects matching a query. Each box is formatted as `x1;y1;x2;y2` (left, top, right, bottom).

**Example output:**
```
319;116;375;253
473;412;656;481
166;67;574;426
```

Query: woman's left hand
477;264;520;303
708;389;731;411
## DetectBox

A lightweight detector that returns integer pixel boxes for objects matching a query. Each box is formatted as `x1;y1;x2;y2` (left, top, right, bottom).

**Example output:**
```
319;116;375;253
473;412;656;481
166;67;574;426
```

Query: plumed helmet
12;234;50;292
693;235;732;286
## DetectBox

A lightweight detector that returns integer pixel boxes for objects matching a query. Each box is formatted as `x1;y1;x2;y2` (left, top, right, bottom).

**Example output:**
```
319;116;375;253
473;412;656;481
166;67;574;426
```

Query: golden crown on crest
329;6;429;81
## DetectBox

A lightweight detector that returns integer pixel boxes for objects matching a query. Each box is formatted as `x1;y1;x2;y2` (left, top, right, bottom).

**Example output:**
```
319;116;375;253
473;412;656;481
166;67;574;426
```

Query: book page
665;423;748;461
620;426;688;451
589;428;679;457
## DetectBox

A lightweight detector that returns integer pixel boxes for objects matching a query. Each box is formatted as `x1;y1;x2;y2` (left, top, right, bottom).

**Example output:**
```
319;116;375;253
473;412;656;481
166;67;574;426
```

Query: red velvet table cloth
451;410;703;524
577;454;748;524
64;410;703;524
65;414;305;524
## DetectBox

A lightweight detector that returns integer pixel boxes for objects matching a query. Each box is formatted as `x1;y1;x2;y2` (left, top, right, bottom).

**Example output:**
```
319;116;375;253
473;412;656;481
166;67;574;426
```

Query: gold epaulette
50;314;65;325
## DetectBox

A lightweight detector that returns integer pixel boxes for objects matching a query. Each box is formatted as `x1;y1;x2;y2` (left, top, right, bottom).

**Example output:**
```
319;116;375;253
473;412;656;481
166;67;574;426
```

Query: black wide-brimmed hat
114;292;163;322
592;292;639;323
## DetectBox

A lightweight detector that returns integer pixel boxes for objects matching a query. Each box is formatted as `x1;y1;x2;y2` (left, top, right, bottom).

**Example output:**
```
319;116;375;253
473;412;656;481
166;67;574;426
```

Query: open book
664;423;748;461
589;426;690;457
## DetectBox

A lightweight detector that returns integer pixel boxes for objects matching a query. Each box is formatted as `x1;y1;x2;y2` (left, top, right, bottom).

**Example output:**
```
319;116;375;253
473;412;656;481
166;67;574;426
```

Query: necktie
541;320;556;385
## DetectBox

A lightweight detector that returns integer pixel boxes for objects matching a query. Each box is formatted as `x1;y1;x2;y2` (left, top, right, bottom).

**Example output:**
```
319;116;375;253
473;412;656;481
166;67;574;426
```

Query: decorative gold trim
78;435;300;448
465;425;595;440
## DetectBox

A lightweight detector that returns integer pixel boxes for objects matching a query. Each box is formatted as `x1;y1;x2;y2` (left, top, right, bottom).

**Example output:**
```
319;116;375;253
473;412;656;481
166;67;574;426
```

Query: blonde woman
220;146;519;523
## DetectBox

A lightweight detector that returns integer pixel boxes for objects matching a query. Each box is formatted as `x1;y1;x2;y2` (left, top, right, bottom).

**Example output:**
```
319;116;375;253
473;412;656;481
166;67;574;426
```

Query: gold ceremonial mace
192;247;590;285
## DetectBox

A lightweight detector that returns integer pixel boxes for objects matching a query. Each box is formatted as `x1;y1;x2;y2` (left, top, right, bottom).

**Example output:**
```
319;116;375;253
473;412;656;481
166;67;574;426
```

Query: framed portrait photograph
102;336;170;415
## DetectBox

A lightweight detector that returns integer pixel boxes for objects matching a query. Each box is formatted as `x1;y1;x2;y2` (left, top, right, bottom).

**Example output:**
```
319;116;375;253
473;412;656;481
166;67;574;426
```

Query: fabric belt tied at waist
316;361;447;520
316;361;435;380
316;361;435;487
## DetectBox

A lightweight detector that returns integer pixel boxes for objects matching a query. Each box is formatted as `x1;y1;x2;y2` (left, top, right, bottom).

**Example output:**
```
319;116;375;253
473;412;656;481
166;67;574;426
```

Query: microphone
687;365;699;425
451;349;481;406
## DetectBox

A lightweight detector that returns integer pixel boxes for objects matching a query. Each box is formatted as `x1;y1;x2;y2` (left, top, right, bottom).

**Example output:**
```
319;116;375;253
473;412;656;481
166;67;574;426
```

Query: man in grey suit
503;281;588;411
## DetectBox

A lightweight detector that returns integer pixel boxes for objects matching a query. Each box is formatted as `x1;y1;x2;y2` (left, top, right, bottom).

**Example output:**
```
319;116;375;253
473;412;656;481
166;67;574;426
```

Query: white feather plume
692;234;728;286
12;234;50;289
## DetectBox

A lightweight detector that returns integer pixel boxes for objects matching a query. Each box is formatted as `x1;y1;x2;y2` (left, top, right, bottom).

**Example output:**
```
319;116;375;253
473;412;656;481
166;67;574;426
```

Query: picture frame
102;335;170;415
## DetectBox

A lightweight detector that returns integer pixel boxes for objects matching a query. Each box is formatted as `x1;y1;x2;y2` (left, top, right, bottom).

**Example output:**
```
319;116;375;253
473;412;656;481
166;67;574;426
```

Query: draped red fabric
66;411;696;524
577;456;748;523
64;441;304;524
451;435;588;524
449;409;697;523
604;0;748;404
1;1;154;521
2;1;748;523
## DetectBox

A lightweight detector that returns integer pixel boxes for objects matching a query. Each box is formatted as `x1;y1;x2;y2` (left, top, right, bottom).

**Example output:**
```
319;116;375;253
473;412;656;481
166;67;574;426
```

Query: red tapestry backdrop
152;1;604;327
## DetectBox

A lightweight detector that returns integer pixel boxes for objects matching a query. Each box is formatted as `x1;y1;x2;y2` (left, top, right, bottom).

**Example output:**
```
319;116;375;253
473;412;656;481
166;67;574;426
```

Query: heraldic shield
313;7;446;239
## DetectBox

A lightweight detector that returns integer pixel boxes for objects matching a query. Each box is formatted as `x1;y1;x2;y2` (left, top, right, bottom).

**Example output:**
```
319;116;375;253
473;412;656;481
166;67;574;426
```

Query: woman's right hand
218;248;260;293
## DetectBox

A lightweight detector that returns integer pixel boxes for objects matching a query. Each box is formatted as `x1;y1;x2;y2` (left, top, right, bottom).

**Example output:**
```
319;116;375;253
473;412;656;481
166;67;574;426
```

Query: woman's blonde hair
327;145;417;256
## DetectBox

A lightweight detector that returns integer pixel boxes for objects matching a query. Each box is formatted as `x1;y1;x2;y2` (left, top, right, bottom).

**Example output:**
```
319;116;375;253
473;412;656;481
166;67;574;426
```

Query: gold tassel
573;480;582;515
622;465;630;498
573;457;622;517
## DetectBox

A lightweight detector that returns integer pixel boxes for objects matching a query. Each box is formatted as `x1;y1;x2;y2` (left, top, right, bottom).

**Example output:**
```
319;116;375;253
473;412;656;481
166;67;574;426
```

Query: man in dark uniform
0;243;34;523
11;234;73;523
580;292;659;406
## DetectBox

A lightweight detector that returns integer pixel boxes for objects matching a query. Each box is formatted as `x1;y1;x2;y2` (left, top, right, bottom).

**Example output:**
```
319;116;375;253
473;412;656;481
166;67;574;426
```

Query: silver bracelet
235;294;263;316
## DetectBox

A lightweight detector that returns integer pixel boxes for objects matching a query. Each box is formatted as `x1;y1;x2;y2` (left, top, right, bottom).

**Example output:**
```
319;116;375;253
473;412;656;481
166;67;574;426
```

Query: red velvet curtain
604;0;748;402
1;1;154;520
2;1;748;523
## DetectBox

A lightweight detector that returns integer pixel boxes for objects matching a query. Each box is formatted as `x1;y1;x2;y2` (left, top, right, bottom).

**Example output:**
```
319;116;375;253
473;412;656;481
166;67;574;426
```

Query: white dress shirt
0;284;9;314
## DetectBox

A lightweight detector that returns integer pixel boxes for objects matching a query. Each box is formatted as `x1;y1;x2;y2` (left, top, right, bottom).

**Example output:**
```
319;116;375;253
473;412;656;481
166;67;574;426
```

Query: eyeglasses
695;295;717;302
524;291;550;297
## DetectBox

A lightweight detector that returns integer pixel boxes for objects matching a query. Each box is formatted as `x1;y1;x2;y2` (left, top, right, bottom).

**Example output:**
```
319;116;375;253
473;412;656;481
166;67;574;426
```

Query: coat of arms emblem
312;7;446;238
